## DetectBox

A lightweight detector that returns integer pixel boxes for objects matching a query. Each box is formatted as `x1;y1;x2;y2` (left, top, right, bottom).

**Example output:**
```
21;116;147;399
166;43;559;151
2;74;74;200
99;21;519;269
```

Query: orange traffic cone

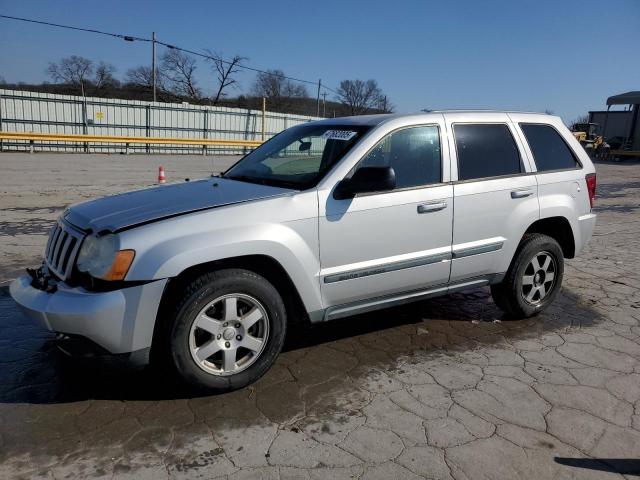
158;165;166;184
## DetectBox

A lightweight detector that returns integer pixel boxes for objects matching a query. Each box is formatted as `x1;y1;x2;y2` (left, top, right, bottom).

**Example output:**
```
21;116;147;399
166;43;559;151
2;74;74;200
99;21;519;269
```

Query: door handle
417;201;447;214
511;189;534;199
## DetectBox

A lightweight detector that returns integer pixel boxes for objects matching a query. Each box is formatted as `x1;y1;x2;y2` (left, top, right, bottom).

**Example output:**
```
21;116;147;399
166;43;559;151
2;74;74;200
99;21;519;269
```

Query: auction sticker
321;130;357;141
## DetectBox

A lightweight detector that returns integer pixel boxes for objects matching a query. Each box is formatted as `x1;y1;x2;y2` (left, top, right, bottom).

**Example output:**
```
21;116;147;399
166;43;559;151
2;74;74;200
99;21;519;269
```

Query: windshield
224;124;370;189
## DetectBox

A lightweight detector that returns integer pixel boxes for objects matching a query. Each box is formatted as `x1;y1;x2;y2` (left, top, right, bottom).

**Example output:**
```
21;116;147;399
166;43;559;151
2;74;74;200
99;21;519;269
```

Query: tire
491;233;564;319
167;269;287;393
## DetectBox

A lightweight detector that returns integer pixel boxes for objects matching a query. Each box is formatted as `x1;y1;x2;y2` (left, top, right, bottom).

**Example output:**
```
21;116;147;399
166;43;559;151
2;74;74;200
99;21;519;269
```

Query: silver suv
11;112;597;392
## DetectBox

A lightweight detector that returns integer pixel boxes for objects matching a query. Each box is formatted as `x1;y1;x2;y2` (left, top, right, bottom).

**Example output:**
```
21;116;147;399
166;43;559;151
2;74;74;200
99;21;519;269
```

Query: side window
359;126;441;189
520;124;579;171
454;124;523;181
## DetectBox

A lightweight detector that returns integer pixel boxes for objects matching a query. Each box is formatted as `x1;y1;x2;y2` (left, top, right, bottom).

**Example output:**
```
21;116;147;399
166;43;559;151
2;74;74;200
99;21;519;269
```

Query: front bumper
9;273;167;355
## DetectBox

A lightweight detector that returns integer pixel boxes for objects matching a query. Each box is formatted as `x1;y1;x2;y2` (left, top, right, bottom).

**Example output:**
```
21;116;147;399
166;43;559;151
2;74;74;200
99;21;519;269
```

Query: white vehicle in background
11;111;597;392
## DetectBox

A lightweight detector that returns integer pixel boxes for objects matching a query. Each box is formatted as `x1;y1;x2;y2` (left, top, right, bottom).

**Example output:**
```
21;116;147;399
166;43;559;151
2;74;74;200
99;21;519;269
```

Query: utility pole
316;79;321;117
261;97;266;142
322;92;327;117
80;80;88;152
152;31;157;102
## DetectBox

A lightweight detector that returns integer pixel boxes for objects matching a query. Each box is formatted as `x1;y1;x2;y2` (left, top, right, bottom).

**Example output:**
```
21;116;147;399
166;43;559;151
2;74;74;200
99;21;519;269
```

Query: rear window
454;124;523;181
520;124;579;172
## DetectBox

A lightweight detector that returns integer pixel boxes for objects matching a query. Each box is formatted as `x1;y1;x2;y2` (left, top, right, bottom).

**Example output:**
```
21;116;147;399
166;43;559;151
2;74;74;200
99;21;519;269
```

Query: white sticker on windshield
321;130;357;141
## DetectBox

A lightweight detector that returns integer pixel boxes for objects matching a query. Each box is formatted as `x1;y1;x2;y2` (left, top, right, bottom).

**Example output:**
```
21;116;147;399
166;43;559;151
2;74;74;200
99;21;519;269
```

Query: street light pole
152;31;157;102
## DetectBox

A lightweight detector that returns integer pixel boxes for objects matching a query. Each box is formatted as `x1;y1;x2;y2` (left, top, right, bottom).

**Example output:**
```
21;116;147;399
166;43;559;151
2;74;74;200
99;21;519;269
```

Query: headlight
76;234;135;281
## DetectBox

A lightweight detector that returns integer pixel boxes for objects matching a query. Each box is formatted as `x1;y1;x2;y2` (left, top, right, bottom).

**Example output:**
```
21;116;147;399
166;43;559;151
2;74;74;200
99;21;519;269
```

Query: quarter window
454;124;523;181
520;124;579;171
358;125;441;189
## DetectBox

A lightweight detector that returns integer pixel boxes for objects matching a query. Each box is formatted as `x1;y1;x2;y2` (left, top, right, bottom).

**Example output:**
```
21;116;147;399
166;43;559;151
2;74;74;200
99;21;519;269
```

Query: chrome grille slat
44;225;56;258
44;220;85;281
47;226;62;263
61;237;78;272
56;234;72;270
51;230;66;266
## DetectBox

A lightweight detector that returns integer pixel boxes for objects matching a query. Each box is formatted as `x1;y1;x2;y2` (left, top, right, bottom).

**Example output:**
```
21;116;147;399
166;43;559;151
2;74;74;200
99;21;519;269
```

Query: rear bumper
9;274;167;355
576;212;597;255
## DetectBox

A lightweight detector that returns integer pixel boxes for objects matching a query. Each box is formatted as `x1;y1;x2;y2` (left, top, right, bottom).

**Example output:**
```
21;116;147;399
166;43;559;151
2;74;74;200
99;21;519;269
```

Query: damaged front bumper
9;266;167;357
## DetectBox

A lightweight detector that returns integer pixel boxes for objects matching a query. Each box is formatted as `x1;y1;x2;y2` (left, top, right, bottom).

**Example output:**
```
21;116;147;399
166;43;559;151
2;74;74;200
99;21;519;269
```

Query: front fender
121;216;323;313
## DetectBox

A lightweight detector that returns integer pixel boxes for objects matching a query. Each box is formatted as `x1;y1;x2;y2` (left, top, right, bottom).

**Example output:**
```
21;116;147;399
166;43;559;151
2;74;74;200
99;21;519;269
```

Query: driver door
318;122;453;309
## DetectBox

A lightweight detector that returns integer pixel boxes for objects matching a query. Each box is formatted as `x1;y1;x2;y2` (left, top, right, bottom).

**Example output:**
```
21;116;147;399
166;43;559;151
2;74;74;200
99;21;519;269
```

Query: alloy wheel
188;293;270;376
521;251;557;305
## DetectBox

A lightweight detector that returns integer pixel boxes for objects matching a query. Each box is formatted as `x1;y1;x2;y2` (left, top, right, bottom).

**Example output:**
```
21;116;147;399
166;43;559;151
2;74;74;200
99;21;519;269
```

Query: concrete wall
0;89;321;154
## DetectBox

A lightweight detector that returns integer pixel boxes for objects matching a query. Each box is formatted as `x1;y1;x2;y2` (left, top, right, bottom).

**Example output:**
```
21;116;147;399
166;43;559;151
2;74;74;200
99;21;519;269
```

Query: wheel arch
523;216;576;258
149;254;311;364
161;254;309;323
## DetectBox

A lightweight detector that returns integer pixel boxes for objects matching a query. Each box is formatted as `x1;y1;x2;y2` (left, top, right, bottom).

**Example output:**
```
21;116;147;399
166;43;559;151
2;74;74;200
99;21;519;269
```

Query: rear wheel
491;234;564;319
167;269;286;392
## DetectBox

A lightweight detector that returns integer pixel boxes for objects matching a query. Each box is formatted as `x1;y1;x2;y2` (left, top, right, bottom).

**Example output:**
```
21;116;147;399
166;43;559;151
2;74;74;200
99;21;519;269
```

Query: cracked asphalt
1;154;640;479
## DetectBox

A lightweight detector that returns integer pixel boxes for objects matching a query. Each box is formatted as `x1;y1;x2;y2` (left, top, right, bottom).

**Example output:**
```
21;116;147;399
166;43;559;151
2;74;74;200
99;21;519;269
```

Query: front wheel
491;234;564;319
168;269;287;393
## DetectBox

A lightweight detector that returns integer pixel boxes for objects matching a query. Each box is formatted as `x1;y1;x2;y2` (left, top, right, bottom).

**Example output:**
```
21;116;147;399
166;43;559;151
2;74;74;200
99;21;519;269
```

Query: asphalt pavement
0;153;639;479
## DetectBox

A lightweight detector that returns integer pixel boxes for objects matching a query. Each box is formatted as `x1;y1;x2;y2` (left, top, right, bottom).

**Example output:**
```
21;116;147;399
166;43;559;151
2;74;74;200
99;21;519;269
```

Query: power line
0;14;149;42
0;14;339;94
156;40;321;88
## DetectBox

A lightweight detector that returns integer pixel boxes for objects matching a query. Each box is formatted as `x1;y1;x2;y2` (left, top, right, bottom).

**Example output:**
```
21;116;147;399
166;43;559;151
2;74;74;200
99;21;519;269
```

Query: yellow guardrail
0;131;263;151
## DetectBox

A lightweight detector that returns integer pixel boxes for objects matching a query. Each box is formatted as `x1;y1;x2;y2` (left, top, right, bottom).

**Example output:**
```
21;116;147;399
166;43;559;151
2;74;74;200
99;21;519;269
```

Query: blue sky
0;0;639;122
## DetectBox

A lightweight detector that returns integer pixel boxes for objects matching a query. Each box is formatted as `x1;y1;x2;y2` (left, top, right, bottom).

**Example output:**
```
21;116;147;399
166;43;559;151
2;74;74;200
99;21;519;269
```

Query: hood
64;178;294;233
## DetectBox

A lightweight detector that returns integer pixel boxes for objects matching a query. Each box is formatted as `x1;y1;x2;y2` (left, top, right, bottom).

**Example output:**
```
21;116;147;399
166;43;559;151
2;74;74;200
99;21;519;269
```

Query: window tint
359;126;441;189
454;124;523;181
520;124;579;171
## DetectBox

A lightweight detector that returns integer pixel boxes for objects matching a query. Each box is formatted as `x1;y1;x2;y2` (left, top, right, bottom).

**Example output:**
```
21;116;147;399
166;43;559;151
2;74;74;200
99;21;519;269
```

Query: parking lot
1;152;639;479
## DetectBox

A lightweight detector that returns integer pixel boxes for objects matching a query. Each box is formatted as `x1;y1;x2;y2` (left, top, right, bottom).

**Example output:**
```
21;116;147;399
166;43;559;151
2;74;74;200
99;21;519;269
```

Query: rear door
446;113;539;283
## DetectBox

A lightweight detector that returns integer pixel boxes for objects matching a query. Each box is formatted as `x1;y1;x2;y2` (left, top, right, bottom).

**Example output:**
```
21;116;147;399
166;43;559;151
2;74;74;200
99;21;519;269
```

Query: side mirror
298;141;312;151
333;166;396;200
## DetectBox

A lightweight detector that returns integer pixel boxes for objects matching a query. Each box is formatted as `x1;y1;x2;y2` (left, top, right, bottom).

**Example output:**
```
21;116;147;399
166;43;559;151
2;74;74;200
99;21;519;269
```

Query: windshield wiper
268;179;303;189
225;175;300;190
225;175;268;186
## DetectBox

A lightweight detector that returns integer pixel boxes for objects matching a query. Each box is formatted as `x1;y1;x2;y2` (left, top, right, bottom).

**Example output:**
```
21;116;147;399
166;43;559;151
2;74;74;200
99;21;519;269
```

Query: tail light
586;173;596;209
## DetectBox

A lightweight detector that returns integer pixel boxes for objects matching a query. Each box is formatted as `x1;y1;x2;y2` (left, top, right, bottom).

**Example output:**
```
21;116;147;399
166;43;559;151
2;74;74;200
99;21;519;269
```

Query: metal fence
0;89;321;154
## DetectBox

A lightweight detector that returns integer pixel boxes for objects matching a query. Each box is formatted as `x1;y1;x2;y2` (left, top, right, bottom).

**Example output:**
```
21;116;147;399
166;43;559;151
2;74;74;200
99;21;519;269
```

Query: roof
316;110;553;127
607;91;640;106
314;114;394;126
428;109;546;114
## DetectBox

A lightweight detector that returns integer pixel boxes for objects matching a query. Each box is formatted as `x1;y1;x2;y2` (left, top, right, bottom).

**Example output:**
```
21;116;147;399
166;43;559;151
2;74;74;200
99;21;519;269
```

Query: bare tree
125;65;170;100
47;55;93;96
205;50;246;105
569;113;591;131
161;49;200;100
251;69;308;110
336;79;384;115
93;62;118;91
125;66;154;88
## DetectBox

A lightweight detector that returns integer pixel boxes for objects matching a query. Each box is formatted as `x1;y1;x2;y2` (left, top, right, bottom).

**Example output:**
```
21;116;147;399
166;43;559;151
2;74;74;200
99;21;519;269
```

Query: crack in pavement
1;161;640;479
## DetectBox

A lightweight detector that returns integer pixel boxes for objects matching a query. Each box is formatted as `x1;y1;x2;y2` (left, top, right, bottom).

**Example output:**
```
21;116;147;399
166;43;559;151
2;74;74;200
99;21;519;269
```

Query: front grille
44;220;84;281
